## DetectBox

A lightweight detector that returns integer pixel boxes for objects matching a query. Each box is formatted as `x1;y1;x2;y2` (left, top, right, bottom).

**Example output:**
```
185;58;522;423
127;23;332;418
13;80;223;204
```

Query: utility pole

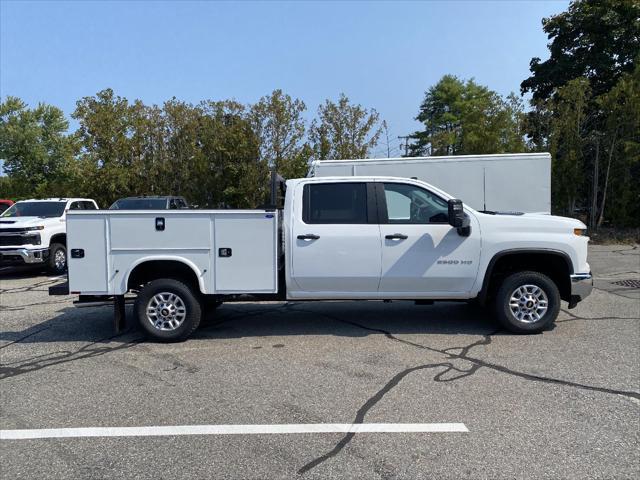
382;121;391;157
397;135;411;157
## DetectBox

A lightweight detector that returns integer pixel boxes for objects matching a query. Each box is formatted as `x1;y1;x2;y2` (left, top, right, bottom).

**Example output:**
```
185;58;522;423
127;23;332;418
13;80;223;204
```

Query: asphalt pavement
0;245;638;479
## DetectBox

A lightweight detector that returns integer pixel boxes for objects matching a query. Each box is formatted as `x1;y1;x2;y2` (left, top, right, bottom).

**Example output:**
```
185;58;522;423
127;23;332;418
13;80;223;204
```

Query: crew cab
49;177;592;341
0;198;99;273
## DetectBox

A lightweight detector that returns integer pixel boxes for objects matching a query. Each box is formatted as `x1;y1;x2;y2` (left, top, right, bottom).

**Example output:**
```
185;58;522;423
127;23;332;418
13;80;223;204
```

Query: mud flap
114;295;126;333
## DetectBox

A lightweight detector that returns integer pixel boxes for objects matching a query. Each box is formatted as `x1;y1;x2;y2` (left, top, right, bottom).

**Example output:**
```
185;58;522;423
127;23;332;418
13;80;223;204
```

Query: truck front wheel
48;243;67;274
495;271;560;334
135;278;202;342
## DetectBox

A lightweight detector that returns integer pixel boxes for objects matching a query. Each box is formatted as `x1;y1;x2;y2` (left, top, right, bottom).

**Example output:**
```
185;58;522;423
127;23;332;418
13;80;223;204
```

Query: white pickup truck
0;198;99;274
49;177;592;341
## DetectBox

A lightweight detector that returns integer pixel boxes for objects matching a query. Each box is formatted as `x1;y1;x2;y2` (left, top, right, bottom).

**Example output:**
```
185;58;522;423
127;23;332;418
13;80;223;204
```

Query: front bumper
0;248;49;265
568;272;593;308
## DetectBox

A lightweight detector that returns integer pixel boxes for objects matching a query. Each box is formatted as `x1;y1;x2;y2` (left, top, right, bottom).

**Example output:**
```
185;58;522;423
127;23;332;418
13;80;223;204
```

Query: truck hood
522;213;586;229
475;211;586;232
0;217;57;228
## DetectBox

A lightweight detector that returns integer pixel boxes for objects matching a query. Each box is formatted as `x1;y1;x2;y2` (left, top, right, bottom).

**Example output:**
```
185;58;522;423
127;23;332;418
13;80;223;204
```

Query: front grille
0;227;29;233
0;234;40;246
0;254;23;263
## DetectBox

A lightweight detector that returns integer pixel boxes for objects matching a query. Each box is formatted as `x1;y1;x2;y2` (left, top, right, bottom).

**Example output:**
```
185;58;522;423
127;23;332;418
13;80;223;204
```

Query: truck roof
287;175;457;203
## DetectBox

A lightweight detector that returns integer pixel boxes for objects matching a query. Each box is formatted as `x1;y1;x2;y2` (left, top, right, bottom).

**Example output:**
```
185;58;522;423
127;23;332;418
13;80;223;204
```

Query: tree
0;96;77;198
195;100;267;208
521;0;640;100
309;94;382;160
522;1;640;228
72;89;141;206
72;90;270;208
595;64;640;227
0;175;20;199
547;78;591;215
410;75;526;156
250;89;310;178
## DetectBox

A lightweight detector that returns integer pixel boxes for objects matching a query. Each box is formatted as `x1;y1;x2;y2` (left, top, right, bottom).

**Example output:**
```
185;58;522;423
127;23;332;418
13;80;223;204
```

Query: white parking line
0;423;468;440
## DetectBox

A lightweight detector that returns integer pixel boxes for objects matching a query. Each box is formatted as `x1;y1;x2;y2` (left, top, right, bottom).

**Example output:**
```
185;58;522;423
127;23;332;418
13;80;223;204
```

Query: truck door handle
385;233;408;240
297;234;320;240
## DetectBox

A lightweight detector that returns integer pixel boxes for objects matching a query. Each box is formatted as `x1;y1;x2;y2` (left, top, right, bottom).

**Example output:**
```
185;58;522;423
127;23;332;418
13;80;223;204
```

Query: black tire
48;243;67;274
203;297;223;310
495;271;560;334
134;278;202;342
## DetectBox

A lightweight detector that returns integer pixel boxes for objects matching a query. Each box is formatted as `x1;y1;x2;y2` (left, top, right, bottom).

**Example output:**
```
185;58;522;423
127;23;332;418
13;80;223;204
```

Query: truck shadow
0;265;52;279
195;301;502;340
0;301;508;346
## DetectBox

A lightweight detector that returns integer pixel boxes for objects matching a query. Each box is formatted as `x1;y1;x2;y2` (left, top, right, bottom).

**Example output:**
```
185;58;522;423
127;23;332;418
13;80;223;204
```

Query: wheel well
482;252;572;303
127;260;201;293
50;233;66;246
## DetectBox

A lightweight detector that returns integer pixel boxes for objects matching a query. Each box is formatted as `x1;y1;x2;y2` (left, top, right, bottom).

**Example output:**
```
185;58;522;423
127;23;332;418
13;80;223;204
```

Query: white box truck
49;175;592;342
309;153;551;214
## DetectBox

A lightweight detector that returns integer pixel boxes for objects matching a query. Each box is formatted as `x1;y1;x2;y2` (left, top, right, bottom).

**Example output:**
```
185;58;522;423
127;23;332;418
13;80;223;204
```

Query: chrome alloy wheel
54;249;66;271
146;292;187;331
509;284;549;323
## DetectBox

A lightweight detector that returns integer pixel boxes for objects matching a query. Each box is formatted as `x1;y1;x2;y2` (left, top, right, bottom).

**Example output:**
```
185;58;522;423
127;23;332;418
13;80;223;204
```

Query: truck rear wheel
495;271;560;334
48;243;67;274
135;278;202;342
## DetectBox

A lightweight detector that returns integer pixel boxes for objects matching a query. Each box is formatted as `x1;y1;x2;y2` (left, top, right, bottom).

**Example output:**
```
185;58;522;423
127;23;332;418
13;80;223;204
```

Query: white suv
0;198;99;274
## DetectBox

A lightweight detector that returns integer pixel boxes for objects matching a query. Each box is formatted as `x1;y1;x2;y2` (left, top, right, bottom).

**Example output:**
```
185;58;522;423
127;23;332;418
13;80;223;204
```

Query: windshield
110;198;167;209
0;201;66;218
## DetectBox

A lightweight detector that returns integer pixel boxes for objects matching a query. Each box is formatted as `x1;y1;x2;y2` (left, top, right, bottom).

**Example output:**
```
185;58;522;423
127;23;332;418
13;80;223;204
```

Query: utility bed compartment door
67;214;109;293
214;213;278;293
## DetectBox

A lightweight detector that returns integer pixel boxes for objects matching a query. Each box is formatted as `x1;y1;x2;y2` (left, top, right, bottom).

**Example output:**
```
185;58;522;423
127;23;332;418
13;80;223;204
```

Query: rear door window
303;183;368;224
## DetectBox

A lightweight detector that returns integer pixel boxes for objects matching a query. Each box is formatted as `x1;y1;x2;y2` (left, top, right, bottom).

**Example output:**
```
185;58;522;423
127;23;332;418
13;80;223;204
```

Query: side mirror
448;199;471;236
448;199;465;228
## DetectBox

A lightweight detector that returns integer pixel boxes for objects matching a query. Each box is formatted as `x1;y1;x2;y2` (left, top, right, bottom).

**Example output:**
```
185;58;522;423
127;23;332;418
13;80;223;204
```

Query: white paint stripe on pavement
1;423;468;440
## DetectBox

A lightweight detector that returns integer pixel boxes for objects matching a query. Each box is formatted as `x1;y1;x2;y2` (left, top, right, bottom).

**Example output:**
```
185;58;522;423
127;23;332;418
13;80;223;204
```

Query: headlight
573;228;587;236
25;226;45;231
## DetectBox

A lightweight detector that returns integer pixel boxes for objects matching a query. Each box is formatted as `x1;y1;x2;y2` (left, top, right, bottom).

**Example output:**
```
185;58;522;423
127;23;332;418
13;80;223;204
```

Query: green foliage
521;0;640;100
250;89;310;178
410;75;526;156
195;100;267;208
0;96;78;198
70;91;268;208
0;175;20;200
523;0;640;228
595;64;640;227
547;78;591;215
310;93;382;160
2;89;383;208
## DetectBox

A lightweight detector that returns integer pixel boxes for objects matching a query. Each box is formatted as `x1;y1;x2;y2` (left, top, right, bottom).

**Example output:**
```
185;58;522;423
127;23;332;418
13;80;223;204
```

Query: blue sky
1;0;569;157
